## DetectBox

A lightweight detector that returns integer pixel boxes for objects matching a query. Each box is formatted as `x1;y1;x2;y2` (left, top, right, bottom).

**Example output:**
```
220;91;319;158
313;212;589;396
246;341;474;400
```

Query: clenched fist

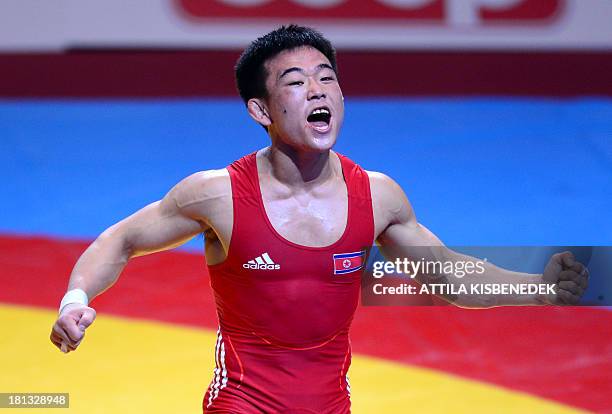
542;251;589;305
50;304;96;353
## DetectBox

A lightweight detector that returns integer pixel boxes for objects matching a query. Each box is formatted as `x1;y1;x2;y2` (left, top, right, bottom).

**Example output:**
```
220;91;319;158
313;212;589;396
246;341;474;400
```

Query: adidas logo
243;252;280;270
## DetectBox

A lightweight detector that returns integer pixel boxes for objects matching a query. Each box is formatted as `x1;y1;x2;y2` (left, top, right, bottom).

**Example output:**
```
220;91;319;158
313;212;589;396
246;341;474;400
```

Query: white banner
1;0;611;51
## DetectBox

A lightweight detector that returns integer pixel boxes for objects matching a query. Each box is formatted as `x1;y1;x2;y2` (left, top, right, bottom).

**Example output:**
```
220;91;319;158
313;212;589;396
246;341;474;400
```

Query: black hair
235;25;338;105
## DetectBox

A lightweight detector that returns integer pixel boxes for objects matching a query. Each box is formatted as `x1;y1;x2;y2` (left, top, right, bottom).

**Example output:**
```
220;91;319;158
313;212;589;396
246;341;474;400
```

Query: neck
261;143;336;187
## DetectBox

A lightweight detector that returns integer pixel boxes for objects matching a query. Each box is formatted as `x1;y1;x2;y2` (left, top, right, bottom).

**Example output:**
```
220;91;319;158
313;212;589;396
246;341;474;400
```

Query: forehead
265;46;332;78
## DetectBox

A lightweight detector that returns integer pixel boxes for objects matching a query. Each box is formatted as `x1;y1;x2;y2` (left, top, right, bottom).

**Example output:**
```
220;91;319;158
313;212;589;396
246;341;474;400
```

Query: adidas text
243;263;280;270
243;252;280;270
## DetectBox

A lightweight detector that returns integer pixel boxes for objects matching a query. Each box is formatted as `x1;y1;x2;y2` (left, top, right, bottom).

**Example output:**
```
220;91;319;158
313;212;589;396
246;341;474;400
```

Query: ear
247;98;272;127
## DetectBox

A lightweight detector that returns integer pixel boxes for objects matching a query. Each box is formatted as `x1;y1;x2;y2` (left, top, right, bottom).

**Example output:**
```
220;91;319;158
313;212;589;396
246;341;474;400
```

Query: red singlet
203;152;374;413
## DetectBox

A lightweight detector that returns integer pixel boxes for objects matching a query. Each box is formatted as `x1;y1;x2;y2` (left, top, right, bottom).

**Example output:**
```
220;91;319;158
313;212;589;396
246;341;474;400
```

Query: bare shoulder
366;170;415;236
166;168;232;219
366;170;405;207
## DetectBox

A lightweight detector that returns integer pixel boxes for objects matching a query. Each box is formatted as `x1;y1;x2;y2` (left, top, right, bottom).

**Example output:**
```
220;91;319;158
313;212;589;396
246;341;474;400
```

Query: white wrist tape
59;288;89;314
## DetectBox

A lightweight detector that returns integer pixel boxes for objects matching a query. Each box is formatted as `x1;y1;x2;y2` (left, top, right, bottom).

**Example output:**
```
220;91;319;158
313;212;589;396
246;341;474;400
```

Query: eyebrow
279;63;335;80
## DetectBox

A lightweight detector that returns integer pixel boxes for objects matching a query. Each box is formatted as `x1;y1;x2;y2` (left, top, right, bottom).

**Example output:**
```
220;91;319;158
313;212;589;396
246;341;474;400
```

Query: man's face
259;46;344;152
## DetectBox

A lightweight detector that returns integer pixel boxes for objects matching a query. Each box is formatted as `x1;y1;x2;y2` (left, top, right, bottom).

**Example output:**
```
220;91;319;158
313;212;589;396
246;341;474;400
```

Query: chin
303;125;339;151
305;132;337;152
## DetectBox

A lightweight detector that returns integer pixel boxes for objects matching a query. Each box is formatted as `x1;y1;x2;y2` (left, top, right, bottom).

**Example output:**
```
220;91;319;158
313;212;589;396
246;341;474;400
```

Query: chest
262;184;348;248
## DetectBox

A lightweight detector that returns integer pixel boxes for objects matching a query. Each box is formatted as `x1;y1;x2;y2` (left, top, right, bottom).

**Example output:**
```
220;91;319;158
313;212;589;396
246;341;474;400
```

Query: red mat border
1;234;610;412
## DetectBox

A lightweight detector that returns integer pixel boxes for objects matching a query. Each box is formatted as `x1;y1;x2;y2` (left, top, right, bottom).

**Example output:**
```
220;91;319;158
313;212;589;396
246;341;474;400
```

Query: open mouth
306;107;332;132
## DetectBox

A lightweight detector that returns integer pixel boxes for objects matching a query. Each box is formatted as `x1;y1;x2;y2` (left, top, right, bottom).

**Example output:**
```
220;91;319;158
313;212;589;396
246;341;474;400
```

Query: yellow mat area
0;304;588;413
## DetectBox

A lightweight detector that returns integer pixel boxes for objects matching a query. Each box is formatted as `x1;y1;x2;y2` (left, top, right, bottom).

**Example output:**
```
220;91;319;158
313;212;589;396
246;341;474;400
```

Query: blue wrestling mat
3;98;610;245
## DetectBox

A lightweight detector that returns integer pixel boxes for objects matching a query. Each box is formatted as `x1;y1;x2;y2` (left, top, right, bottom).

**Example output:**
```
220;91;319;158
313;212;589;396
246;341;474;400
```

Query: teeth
311;108;330;116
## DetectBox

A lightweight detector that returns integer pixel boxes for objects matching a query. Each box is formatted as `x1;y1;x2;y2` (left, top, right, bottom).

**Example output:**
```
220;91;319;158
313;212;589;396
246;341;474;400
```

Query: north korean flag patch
333;250;366;275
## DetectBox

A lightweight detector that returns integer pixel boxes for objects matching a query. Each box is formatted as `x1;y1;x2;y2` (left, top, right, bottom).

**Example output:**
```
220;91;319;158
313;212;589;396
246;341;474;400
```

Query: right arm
50;170;227;352
67;178;208;300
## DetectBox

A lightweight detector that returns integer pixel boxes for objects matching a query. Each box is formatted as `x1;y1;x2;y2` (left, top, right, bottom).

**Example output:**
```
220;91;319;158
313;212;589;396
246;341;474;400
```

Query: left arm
369;171;588;308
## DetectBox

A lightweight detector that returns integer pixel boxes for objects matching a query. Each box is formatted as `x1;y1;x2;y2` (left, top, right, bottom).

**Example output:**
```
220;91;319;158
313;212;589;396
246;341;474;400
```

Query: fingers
556;269;588;305
553;252;589;305
558;280;581;296
554;251;575;268
50;323;78;350
62;315;86;343
544;252;574;283
77;307;96;331
558;269;581;283
558;253;588;280
49;326;78;353
51;320;76;344
558;265;589;289
50;330;63;350
50;306;96;353
556;288;581;305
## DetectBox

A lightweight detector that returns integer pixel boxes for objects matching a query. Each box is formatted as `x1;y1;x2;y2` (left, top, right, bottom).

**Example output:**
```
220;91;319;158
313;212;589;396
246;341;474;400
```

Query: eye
321;76;335;82
288;81;303;86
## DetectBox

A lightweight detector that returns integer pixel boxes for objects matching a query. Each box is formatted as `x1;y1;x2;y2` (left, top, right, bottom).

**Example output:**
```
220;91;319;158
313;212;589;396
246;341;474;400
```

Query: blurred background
1;0;611;413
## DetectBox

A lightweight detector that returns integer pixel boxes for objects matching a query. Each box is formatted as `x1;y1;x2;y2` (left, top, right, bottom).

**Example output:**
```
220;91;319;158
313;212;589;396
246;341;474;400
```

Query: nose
307;78;325;101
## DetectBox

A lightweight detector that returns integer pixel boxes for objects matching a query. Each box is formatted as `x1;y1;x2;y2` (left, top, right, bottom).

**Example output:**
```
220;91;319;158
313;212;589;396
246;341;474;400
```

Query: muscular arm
51;170;231;352
68;171;224;300
369;172;586;308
